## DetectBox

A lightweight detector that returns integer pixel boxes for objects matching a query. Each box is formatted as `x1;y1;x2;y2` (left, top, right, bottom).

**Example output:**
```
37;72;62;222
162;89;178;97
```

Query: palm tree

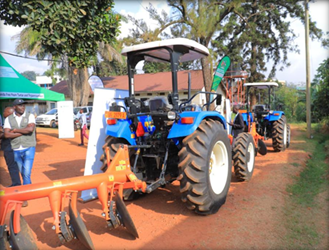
12;26;125;84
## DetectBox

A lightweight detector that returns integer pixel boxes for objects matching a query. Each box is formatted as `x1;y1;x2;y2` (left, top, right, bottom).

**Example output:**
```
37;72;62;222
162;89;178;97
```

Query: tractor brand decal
53;181;62;186
119;160;126;165
109;175;114;181
116;165;126;171
128;174;137;181
0;190;4;196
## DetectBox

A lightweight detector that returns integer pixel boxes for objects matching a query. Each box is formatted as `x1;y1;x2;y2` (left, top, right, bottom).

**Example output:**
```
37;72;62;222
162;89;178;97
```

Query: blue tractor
243;82;290;152
101;38;232;215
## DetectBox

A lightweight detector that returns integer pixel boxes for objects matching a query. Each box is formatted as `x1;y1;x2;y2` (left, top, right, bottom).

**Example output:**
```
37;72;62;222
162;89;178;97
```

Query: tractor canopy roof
243;82;279;89
121;38;209;63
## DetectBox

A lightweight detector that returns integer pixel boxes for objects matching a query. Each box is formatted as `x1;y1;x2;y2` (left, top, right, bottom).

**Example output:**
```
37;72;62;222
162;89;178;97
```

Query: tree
20;71;36;81
312;58;329;121
13;26;68;81
213;0;322;82
274;84;299;121
167;0;237;99
1;0;120;106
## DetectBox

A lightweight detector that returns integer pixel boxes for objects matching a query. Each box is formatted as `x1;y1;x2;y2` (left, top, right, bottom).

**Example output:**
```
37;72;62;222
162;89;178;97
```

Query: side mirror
216;94;222;106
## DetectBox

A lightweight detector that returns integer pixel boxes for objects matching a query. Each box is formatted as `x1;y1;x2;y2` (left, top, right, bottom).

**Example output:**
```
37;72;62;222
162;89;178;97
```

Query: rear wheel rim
209;141;229;194
283;123;287;145
247;142;255;172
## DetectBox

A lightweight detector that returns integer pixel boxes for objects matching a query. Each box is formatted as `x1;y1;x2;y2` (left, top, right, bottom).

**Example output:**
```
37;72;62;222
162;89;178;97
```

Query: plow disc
9;211;37;250
113;193;139;239
68;202;94;250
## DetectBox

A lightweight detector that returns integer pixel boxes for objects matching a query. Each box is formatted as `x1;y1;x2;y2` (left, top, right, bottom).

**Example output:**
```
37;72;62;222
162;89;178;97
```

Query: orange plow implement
0;145;146;250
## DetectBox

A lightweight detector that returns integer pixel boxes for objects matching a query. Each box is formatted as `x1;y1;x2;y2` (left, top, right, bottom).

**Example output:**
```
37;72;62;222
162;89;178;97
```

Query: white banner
57;101;74;139
80;88;128;202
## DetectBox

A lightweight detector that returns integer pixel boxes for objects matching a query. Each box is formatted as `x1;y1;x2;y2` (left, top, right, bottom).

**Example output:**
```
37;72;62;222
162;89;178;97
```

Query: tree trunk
201;56;213;109
67;67;90;107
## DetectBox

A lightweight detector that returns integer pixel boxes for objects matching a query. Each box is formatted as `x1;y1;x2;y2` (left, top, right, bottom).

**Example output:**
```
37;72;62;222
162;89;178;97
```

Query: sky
0;0;328;85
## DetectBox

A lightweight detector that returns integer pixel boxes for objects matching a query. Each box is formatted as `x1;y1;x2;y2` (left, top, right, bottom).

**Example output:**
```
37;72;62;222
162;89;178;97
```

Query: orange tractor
0;146;146;250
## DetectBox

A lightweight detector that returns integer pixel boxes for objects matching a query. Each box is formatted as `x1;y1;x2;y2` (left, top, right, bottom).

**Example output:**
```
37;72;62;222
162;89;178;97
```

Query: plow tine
69;202;95;250
113;193;139;239
9;210;37;250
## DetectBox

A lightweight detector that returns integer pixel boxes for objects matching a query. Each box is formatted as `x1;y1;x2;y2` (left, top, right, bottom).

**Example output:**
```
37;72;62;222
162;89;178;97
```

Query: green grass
283;123;329;249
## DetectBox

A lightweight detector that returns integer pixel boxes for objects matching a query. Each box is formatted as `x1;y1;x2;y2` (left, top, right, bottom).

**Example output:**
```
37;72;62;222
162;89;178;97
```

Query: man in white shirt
4;99;36;190
78;109;89;146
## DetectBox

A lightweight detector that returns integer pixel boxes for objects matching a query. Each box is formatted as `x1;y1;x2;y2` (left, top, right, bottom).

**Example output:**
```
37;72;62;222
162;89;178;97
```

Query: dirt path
0;126;315;249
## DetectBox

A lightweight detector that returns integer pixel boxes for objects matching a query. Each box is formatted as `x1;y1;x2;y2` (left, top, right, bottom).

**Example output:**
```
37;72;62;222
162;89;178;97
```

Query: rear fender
241;112;253;126
265;111;284;122
105;120;136;145
168;111;227;139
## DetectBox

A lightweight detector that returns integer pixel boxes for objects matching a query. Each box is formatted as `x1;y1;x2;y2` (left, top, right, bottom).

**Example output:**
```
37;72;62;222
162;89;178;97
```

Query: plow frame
0;145;146;249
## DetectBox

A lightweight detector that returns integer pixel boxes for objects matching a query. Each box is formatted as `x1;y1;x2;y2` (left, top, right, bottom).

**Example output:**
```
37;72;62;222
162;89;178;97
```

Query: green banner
211;55;231;92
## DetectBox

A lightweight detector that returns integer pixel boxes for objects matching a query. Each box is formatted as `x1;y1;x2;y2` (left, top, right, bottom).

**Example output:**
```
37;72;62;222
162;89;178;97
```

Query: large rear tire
232;133;255;181
272;116;287;152
100;136;132;172
178;119;232;215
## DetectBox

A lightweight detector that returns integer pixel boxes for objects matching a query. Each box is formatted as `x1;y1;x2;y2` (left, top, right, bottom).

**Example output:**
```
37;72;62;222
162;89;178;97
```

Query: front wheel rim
209;141;229;194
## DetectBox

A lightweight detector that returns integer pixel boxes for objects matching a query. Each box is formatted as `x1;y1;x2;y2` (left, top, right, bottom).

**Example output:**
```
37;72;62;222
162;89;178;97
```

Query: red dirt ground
0;126;324;249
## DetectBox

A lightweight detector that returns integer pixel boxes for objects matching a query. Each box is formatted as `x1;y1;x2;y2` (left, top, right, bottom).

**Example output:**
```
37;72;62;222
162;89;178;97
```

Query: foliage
312;59;329;121
274;84;299;121
97;60;127;77
0;0;120;69
213;0;323;82
20;70;36;81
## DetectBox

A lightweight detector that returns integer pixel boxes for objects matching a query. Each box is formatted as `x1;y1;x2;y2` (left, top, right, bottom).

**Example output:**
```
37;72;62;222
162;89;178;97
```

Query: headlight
167;111;176;120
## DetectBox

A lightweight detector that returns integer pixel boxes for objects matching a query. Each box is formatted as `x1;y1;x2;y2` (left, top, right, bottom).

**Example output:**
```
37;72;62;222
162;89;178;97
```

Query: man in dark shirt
228;105;245;138
0;107;22;187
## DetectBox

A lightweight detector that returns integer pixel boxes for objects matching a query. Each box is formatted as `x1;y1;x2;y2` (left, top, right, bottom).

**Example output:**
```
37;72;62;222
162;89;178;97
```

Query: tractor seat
253;104;269;117
253;104;269;113
149;97;172;112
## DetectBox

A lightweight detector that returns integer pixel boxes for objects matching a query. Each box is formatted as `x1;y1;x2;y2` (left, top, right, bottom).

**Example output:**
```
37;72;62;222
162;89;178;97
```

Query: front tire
178;119;232;215
233;133;255;181
272;116;287;152
50;120;56;128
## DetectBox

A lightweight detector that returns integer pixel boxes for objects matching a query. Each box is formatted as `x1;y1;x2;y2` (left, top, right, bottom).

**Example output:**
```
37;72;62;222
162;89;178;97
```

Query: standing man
0;107;22;187
78;109;89;146
228;105;245;138
4;99;36;187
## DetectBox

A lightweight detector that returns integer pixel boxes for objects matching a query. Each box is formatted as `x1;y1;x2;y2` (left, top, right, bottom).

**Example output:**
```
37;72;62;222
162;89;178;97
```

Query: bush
319;116;329;134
